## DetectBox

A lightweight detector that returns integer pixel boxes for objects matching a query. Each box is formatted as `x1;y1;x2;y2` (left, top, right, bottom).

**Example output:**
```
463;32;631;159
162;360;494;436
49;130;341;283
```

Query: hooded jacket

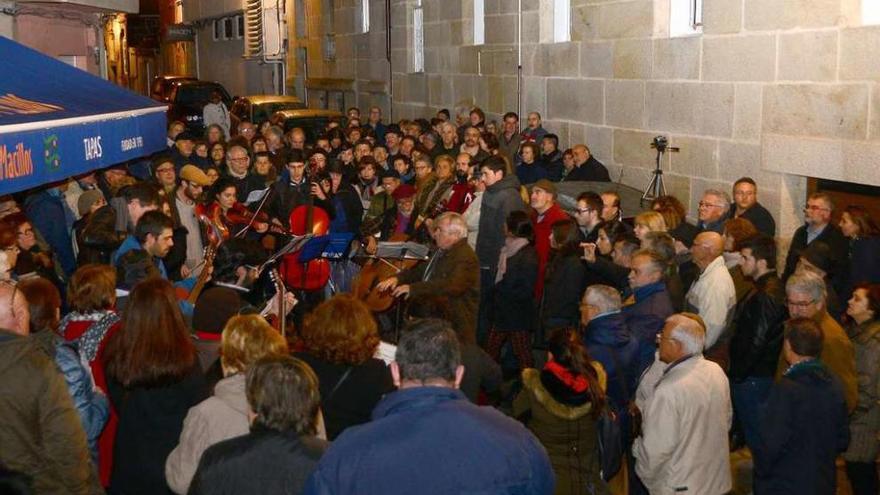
0;330;103;495
476;174;527;270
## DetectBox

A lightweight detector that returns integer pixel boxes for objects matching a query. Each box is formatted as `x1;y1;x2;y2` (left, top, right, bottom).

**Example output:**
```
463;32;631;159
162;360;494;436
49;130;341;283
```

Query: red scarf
543;360;589;393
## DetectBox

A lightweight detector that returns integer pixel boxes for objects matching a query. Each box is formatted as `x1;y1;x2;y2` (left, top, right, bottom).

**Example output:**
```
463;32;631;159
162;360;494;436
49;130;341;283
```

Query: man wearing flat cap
363;183;418;254
529;179;569;300
171;165;213;278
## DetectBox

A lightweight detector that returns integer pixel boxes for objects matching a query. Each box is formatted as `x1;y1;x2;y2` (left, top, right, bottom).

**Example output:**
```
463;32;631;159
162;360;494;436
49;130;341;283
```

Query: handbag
596;406;624;482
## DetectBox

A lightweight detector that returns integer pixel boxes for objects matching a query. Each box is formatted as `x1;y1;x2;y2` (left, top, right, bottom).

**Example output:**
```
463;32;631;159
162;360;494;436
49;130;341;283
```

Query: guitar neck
187;251;215;305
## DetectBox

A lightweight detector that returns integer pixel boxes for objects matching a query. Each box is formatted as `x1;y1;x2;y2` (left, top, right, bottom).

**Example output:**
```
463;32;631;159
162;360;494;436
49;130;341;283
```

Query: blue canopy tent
0;36;167;195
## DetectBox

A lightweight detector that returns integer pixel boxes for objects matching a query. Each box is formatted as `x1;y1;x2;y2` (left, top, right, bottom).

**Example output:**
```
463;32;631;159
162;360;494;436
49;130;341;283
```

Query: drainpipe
516;0;522;119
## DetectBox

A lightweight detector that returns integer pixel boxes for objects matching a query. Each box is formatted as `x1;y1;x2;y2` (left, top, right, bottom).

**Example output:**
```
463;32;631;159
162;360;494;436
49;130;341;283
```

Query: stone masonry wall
301;0;880;246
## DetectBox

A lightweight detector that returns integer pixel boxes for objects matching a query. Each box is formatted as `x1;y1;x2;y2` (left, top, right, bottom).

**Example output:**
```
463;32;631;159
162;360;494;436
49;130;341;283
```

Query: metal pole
516;0;522;119
386;0;393;121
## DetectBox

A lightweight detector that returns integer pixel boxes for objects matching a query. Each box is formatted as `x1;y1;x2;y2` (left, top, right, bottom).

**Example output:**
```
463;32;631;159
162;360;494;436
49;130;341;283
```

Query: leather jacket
728;271;788;380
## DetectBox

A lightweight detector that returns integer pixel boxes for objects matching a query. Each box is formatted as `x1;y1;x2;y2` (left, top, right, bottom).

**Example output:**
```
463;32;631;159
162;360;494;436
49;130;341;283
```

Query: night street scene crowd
2;103;880;495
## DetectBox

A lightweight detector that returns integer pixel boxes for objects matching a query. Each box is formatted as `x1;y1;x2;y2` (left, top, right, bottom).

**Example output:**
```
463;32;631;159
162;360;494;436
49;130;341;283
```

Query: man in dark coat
303;319;554;495
727;177;776;236
189;356;328;494
782;192;848;284
24;185;78;276
562;144;610;182
728;235;787;453
222;143;266;203
377;212;480;344
754;317;849;494
475;156;527;342
0;284;103;495
623;249;675;374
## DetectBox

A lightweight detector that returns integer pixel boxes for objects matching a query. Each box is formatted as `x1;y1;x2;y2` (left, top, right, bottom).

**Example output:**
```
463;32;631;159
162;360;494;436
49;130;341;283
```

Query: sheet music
376;241;430;260
374;341;397;366
244;188;269;205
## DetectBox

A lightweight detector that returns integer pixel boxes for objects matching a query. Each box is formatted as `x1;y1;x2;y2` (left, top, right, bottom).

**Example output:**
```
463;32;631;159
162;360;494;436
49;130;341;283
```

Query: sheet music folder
298;233;356;262
376;241;430;260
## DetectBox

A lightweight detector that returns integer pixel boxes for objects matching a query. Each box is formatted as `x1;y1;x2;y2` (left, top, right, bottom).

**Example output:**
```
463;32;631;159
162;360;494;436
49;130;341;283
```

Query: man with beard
173;165;213;277
460;126;490;165
362;184;418;254
539;134;563;181
444;153;475;214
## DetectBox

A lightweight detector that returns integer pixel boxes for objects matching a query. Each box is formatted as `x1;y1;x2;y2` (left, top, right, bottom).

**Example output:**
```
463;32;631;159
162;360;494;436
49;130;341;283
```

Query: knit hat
531;179;557;197
392;184;416;200
77;189;105;216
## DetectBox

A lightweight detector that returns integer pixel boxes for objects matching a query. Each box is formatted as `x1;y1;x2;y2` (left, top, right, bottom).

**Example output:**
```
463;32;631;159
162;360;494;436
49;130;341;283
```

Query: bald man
562;144;610;182
0;284;101;493
685;232;737;355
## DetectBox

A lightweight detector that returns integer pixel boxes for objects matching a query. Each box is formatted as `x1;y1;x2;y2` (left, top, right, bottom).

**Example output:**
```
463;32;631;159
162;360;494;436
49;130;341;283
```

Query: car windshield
175;85;227;105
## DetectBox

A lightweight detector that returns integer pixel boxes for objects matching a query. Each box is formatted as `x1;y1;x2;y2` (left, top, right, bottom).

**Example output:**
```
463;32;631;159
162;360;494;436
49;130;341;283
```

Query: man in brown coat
777;270;858;412
376;212;480;344
0;283;103;494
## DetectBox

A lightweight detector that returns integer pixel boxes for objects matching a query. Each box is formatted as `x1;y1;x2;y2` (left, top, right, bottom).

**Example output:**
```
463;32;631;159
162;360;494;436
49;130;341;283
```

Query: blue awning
0;36;167;195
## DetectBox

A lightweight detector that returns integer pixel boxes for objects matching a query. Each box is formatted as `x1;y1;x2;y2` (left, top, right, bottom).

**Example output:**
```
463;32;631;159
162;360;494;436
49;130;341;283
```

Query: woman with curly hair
294;294;393;439
651;195;700;248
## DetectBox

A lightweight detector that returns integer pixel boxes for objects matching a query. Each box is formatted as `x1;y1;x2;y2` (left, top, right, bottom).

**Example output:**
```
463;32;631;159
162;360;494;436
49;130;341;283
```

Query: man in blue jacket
623;249;675;374
304;319;554;495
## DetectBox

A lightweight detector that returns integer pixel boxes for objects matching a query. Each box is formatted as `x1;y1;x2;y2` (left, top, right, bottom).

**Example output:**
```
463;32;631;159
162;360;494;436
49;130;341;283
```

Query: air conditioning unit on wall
244;0;285;59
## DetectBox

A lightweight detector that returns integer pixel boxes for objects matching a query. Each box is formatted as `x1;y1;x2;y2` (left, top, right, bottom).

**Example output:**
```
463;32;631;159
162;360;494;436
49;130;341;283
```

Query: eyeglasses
698;202;723;209
228;156;248;163
804;205;830;212
575;207;593;214
786;299;816;308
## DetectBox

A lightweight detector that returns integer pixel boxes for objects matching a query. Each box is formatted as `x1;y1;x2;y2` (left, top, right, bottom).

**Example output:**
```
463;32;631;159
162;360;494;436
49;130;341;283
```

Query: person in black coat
782;193;848;284
754;317;849;495
839;205;880;303
728;236;787;454
189;356;328;495
562;145;610;182
540;219;588;334
728;177;776;236
293;295;393;440
487;211;538;370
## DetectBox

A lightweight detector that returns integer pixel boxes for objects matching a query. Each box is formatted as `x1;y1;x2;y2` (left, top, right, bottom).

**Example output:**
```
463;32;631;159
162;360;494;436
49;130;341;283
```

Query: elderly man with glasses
776;270;857;412
696;189;731;234
782;192;848;283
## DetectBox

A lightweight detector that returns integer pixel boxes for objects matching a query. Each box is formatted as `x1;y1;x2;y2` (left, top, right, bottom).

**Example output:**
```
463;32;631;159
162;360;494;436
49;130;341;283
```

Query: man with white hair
777;270;857;411
633;313;732;495
685;231;736;361
376;212;480;344
0;283;102;493
696;189;731;234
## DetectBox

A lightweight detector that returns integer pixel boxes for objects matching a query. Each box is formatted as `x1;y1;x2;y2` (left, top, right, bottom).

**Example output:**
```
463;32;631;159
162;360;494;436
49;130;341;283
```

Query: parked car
230;95;306;130
270;108;345;142
150;75;197;102
166;80;233;135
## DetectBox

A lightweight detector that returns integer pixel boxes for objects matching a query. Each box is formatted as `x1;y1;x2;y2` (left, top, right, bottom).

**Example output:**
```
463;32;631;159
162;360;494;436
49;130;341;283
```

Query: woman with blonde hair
166;314;292;494
294;294;394;440
633;211;667;242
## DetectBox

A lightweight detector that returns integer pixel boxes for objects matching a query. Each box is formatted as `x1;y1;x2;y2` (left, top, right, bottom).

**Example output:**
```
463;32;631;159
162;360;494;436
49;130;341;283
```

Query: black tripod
641;135;679;204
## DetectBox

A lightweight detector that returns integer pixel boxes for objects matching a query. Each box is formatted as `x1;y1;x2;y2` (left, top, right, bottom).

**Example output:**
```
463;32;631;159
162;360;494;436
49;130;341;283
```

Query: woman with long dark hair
842;283;880;495
541;218;588;331
102;278;207;494
839;205;880;301
513;327;608;495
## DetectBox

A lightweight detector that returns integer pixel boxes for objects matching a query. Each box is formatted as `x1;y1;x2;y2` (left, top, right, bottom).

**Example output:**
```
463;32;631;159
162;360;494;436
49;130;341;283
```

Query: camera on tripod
651;135;668;152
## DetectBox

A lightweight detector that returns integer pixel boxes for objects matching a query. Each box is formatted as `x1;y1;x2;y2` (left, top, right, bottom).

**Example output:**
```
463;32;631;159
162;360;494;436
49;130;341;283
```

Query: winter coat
498;131;522;163
728;272;787;381
107;364;208;495
755;360;849;495
541;253;587;328
782;222;848;285
513;366;609;495
842;236;880;302
77;204;125;265
32;330;109;463
24;190;77;276
493;244;538;332
633;354;732;495
304;386;554;495
189;427;328;495
293;352;394;440
0;330;103;495
532;203;571;299
516;161;548;185
623;281;675;375
775;311;858;412
582;312;639;411
398;238;481;344
476;174;527;270
563;156;610;182
843;319;880;463
165;373;250;494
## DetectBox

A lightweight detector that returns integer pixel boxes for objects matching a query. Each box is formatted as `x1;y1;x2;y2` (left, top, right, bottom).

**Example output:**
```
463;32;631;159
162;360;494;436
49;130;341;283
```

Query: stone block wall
300;0;880;242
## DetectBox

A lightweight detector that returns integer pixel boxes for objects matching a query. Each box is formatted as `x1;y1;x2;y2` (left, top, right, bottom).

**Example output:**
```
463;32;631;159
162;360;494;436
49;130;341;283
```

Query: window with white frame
234;15;244;39
474;0;485;45
360;0;370;33
864;0;880;24
413;0;424;72
213;19;225;41
669;0;702;37
553;0;570;42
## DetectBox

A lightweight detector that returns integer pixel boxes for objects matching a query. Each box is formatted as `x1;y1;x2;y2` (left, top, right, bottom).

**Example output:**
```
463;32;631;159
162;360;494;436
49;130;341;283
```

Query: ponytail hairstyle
545;327;605;417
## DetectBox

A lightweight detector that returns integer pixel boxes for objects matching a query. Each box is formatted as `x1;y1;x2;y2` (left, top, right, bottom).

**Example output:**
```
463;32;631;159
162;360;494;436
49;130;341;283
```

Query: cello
280;189;331;291
353;233;423;312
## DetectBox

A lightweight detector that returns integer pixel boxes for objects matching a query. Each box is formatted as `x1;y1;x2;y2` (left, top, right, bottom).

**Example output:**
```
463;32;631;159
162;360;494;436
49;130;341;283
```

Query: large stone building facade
297;0;880;251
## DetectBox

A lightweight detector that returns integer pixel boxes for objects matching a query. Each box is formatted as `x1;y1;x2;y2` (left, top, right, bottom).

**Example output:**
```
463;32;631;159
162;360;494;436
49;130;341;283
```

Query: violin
196;202;289;239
